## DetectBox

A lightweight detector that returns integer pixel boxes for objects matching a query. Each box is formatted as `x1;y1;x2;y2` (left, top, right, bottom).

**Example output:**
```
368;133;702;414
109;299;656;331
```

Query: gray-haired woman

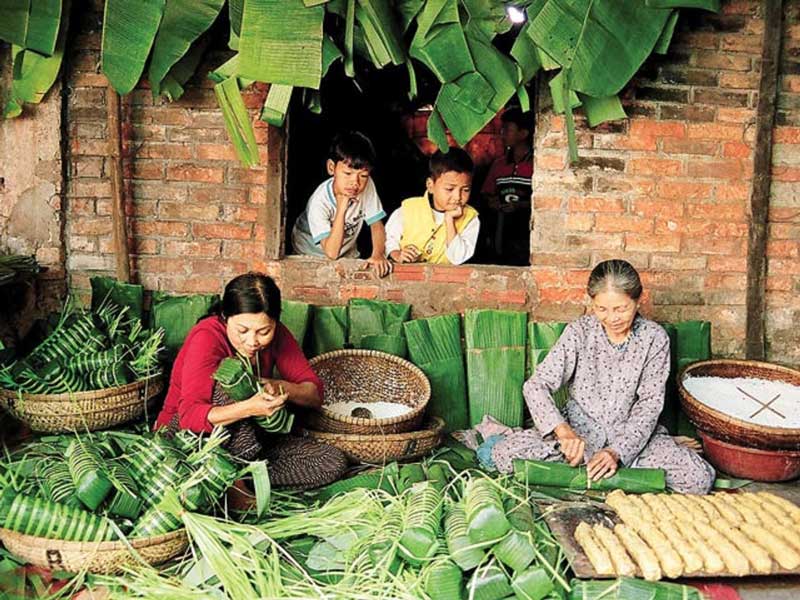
491;259;715;494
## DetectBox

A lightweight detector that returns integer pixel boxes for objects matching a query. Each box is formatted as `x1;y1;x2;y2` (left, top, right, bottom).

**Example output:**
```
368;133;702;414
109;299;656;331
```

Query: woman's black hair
208;272;282;322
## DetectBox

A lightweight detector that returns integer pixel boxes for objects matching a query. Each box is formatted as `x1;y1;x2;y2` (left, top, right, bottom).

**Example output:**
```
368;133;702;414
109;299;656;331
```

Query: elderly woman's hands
554;423;585;467
587;448;619;481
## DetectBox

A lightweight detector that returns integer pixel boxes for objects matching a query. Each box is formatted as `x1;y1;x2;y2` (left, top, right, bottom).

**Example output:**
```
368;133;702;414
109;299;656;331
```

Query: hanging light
506;5;526;24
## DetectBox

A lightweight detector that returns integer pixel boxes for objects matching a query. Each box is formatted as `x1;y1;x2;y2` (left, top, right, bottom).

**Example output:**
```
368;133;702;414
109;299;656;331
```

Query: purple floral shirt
523;314;671;466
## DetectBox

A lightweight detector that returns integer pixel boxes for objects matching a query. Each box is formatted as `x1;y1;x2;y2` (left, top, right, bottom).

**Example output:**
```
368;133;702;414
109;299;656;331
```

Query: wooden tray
545;500;800;580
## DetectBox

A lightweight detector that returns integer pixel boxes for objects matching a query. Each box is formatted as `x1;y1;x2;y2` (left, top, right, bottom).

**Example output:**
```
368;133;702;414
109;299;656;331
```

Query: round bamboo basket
0;376;164;433
307;349;430;435
0;528;188;575
679;359;800;450
303;416;445;464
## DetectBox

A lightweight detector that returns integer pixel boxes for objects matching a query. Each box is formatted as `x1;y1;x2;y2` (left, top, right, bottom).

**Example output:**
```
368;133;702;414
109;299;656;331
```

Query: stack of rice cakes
573;490;800;580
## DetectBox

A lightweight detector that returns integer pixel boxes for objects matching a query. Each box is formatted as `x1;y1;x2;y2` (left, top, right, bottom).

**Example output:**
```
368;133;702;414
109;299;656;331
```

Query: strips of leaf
157;37;210;102
148;0;224;96
239;0;324;89
102;0;166;95
356;0;406;67
529;0;671;98
579;93;627;127
214;77;259;167
260;84;293;127
410;0;474;84
647;0;720;10
511;23;542;85
654;10;680;55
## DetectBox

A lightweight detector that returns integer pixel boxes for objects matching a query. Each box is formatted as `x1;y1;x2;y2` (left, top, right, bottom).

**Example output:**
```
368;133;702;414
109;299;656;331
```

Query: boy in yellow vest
385;148;480;265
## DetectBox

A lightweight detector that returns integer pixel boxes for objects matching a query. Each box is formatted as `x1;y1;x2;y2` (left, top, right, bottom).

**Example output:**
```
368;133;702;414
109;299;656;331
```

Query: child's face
426;170;472;212
327;159;371;199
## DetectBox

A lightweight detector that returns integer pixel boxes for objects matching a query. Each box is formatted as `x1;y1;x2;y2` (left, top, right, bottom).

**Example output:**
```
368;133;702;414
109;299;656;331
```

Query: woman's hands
247;387;287;418
587;448;619;481
554;423;585;466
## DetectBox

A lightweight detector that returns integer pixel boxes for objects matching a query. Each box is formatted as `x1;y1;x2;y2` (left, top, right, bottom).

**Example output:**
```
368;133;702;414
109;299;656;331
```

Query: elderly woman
491;259;715;494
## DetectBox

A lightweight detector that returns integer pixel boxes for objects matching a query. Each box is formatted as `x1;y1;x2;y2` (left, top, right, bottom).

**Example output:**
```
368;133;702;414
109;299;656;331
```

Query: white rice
327;401;412;420
683;376;800;429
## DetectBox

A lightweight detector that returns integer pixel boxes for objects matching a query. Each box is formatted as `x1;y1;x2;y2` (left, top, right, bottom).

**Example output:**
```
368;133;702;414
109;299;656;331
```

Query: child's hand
395;245;421;263
445;205;464;219
335;194;356;212
366;254;392;277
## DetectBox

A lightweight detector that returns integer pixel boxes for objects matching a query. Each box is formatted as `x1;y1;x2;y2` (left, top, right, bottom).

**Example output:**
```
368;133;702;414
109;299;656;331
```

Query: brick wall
41;0;799;364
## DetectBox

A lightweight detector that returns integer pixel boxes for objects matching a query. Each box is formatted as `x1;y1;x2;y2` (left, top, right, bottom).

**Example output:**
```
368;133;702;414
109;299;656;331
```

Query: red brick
392;264;426;282
249;188;268;205
627;158;682;176
191;259;249;276
72;72;107;87
661;139;719;156
150;110;191;127
772;166;800;182
687;159;745;179
766;240;800;258
687;123;744;141
719;71;760;89
716;107;755;123
160;202;220;220
593;134;657;151
630;120;686;139
134;220;189;237
650;255;707;271
692;51;752;71
625;234;681;252
655;218;715;236
538;287;585;303
163;241;221;258
71;218;111;236
566;213;594;231
136;256;189;274
722;141;752;158
480;289;528;305
716;182;751;201
341;285;380;301
567;196;625;213
289;286;334;302
221;206;259;223
632;199;685;219
768;259;800;276
430;267;472;283
565;233;624;250
657;181;714;201
534;196;564;210
536;152;567;170
136;143;192;160
196;144;239;161
192;223;253;240
221;240;260;259
682;236;745;256
707;256;747;272
190;188;248;205
706;273;747;290
228;168;268;185
594;215;653;234
774;127;800;144
166;164;224;183
132;160;165;180
719;34;762;54
766;275;794;292
161;276;222;294
532;253;591;268
71;139;108;156
687;202;746;221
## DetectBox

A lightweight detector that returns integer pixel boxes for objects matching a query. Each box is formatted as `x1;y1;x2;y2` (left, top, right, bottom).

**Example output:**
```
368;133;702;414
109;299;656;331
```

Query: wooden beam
745;0;784;360
107;83;131;283
264;117;288;260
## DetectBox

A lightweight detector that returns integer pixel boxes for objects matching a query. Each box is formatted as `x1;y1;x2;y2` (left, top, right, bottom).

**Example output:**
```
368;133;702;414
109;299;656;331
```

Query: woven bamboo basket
679;359;800;450
0;376;164;433
307;349;430;435
303;416;445;464
0;528;188;575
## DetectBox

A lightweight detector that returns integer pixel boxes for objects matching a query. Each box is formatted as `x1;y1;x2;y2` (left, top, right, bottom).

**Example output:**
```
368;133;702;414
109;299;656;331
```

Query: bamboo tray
545;499;800;580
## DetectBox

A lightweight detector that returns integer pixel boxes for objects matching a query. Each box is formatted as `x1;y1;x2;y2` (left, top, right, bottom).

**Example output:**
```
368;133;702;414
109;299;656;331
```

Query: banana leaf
157;36;210;101
0;0;30;49
658;323;680;434
356;0;406;67
568;577;705;600
396;0;425;32
461;0;512;42
310;306;348;357
426;109;449;152
513;459;666;494
91;276;145;324
214;76;260;167
511;22;542;85
26;0;61;56
261;84;294;127
674;320;710;437
347;299;411;357
527;321;569;409
404;314;468;432
549;71;582;114
513;567;554;600
465;309;527;428
653;10;680;55
101;0;165;95
238;0;325;89
410;0;475;84
529;0;672;98
147;0;224;96
149;292;218;360
579;93;627;128
280;300;313;348
646;0;720;10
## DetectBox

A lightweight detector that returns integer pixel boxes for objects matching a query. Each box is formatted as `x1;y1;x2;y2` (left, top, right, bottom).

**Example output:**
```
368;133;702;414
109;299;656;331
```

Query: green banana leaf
549;71;582;114
654;10;679;55
0;0;30;49
310;306;348;357
228;0;243;49
396;0;425;32
356;0;406;67
238;0;325;89
426;109;449;152
410;0;475;84
26;0;61;56
208;54;253;88
4;2;68;120
579;93;627;127
157;36;210;102
511;22;542;85
647;0;720;9
529;0;672;98
102;0;165;95
148;0;224;96
461;0;512;42
304;0;331;6
261;84;294;127
213;76;259;167
280;300;313;347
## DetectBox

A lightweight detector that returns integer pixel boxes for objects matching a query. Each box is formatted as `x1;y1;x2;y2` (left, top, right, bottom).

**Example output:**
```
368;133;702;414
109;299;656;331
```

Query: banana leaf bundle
310;306;348;357
404;314;469;432
527;321;570;409
212;357;293;433
465;309;527;427
281;300;313;348
348;299;411;358
513;459;666;494
569;577;704;600
149;292;219;361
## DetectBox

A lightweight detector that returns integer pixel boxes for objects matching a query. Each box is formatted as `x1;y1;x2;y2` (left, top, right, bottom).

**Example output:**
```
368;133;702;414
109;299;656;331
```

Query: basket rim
309;349;431;427
0;526;187;551
697;430;800;457
678;359;800;438
0;374;163;402
303;416;444;442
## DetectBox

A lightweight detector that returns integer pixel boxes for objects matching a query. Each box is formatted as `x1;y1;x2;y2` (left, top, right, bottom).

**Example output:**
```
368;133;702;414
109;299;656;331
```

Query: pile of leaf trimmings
0;297;164;394
212;356;294;433
0;429;242;542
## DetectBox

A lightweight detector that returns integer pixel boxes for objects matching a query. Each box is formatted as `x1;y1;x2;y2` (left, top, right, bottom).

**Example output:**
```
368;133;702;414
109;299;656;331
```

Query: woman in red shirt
155;272;323;435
